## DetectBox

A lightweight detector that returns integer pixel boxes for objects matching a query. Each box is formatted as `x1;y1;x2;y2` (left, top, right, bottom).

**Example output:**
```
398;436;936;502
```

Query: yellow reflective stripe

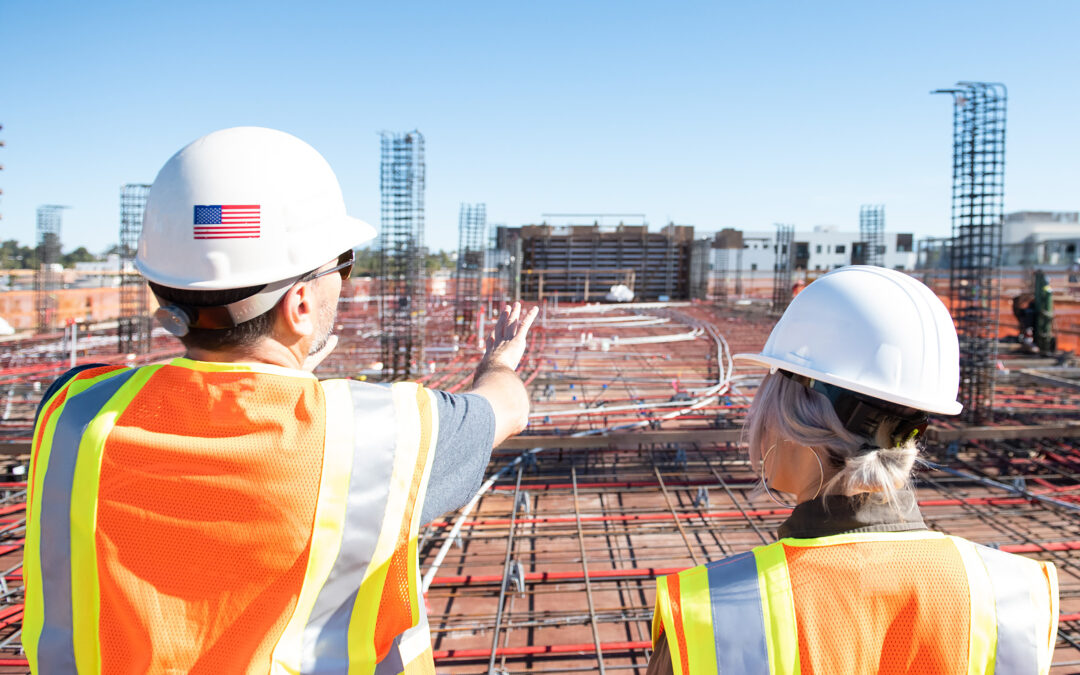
677;565;718;675
346;382;425;674
168;357;318;379
69;365;158;674
780;530;946;547
754;541;799;675
651;575;687;675
405;388;438;626
402;647;436;675
1040;561;1058;675
23;368;128;672
950;537;996;675
270;379;356;674
397;619;436;674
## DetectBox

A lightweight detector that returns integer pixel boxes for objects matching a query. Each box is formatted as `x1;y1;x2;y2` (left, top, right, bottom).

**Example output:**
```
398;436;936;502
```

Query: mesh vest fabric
653;531;1058;675
24;359;440;674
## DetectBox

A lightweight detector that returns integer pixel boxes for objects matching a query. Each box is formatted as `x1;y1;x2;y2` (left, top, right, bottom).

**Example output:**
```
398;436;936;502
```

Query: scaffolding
118;184;152;354
378;131;426;380
934;82;1007;423
34;205;67;334
771;223;794;313
859;204;886;267
455;203;487;339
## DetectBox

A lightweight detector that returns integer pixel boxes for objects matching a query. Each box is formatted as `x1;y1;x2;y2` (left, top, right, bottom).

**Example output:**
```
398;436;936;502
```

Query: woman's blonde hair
745;371;918;510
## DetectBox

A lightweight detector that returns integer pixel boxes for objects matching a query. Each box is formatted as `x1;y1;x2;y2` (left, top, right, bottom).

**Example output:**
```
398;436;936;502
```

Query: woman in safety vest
649;266;1058;675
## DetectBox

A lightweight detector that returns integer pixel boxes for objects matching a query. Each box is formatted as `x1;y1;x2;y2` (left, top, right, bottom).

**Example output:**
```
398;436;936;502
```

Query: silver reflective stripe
302;380;398;673
975;545;1040;675
38;369;134;673
706;550;770;674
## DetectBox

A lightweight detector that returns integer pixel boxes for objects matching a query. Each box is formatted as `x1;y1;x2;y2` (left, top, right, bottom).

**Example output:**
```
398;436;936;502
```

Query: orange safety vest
24;358;441;674
653;531;1058;675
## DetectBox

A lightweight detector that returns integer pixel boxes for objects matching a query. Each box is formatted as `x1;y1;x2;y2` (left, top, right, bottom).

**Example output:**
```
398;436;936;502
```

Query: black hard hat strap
779;370;928;447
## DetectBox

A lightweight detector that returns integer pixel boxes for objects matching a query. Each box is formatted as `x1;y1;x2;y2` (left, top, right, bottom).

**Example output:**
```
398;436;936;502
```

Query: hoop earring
760;444;795;508
760;443;825;507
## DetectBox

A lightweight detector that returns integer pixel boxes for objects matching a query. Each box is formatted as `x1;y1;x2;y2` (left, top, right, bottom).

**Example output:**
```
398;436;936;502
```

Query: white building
722;225;917;274
1002;211;1080;267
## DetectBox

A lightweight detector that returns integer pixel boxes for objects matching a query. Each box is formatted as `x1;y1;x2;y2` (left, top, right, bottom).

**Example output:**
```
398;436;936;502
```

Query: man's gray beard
308;299;339;356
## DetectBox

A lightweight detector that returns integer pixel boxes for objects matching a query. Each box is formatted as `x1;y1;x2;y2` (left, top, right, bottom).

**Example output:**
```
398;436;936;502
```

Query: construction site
0;82;1079;673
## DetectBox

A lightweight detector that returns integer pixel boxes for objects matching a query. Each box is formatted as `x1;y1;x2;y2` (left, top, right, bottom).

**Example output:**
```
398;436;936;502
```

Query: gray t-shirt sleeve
419;389;497;525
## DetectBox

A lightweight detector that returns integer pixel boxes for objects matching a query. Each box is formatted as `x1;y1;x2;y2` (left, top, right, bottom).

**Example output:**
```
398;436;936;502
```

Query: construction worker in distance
24;126;539;673
649;266;1058;675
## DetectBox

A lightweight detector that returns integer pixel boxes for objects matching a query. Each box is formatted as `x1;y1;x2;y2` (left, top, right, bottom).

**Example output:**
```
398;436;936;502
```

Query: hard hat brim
733;352;964;416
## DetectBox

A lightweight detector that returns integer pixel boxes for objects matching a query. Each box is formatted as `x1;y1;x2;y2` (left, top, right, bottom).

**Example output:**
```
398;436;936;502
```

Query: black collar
777;491;927;540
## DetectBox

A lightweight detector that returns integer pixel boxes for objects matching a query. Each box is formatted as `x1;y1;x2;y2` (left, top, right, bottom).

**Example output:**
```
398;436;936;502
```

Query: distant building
502;222;697;301
1002;211;1080;267
722;225;917;273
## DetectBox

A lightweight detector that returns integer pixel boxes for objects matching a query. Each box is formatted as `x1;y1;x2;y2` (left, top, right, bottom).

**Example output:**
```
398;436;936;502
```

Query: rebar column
454;203;486;339
933;82;1007;423
771;224;794;313
35;205;67;334
713;248;729;304
378;131;426;381
859;204;886;267
118;184;151;354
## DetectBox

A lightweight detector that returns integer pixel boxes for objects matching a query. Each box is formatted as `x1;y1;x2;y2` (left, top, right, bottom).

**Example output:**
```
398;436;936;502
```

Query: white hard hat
137;126;375;290
735;266;962;415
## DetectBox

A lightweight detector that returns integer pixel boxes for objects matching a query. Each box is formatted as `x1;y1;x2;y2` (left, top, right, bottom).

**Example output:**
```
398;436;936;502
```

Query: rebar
34;205;67;334
933;82;1007;423
771;223;794;313
378;131;426;380
455;203;487;340
858;204;885;267
118;184;152;354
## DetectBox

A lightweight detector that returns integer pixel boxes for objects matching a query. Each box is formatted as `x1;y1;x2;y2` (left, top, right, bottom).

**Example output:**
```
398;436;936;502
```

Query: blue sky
2;1;1079;254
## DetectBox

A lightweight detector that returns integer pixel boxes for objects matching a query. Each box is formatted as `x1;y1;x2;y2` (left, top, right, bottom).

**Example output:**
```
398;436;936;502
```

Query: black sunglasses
302;249;355;282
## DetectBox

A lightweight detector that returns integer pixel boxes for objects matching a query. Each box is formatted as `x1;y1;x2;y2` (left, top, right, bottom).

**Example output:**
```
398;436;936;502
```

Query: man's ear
277;282;316;340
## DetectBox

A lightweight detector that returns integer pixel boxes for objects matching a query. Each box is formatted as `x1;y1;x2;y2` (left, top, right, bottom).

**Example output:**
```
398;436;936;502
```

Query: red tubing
433;640;653;659
429;540;1080;587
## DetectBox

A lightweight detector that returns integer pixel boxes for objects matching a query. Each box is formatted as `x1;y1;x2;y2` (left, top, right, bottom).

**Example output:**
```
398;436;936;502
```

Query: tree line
0;239;105;269
0;241;456;273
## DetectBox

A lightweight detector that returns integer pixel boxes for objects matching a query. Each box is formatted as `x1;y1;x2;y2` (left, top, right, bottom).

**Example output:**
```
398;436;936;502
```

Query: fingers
496;304;511;342
518;306;539;337
508;302;521;331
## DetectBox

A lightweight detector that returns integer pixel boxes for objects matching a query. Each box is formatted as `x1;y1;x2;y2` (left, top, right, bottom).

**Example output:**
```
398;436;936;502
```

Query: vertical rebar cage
859;204;886;267
454;203;487;339
378;131;426;381
118;184;152;354
934;82;1007;423
772;223;794;313
34;205;66;334
712;248;729;303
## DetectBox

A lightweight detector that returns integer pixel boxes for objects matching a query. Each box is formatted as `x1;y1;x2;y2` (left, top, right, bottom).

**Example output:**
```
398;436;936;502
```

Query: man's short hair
149;282;276;351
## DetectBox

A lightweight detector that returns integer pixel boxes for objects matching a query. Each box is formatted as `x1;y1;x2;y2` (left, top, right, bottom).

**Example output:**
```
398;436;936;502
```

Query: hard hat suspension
780;370;929;448
150;274;302;337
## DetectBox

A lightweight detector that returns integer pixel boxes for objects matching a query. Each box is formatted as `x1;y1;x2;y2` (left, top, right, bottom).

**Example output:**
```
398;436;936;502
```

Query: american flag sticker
193;205;261;239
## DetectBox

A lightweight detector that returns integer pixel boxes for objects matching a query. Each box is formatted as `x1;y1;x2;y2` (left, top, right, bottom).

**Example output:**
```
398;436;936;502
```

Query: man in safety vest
25;127;538;673
649;266;1058;675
